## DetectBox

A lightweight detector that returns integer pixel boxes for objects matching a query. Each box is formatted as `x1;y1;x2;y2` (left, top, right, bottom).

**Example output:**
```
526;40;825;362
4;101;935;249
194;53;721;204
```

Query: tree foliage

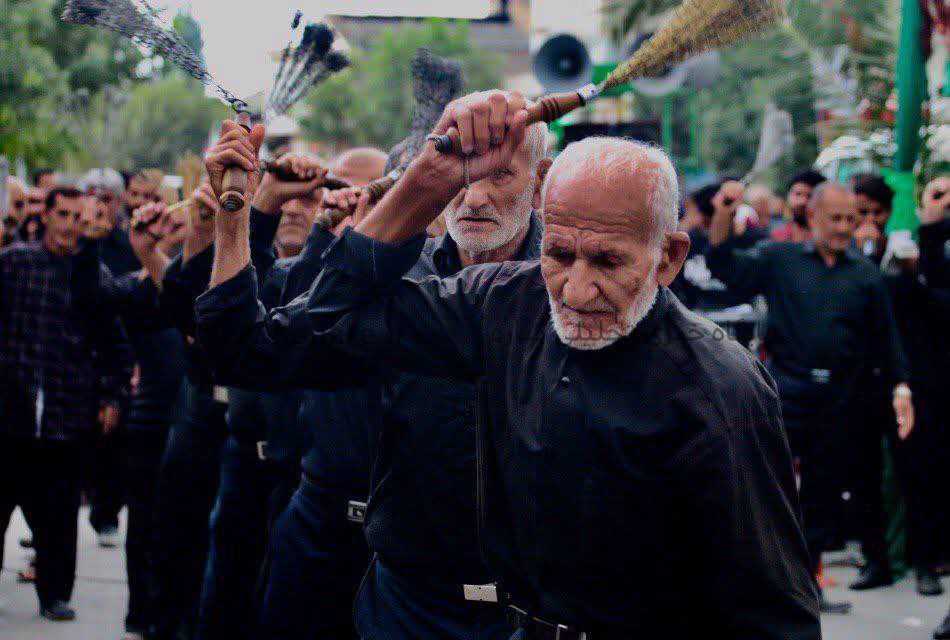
67;75;227;173
301;20;503;150
604;0;899;183
2;1;219;173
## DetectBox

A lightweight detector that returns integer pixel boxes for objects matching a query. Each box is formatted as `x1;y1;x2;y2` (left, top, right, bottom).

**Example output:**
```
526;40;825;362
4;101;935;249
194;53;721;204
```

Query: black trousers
259;476;368;639
88;425;124;534
152;380;228;640
852;385;949;571
123;428;168;634
196;436;298;640
0;436;82;609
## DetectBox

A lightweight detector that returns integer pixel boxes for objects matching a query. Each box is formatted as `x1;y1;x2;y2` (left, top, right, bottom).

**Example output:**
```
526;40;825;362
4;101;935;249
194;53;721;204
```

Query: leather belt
507;605;592;640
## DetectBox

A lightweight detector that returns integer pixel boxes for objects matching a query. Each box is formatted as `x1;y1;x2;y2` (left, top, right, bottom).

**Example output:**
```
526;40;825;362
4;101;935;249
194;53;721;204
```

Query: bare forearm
355;150;460;244
210;209;251;288
140;249;171;289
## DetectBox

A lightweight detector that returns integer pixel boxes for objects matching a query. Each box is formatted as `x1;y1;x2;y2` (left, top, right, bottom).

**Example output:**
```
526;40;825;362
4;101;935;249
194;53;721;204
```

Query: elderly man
196;104;553;639
18;185;48;243
922;177;950;640
201;92;819;638
708;179;912;614
79;167;140;548
0;187;133;622
2;176;26;247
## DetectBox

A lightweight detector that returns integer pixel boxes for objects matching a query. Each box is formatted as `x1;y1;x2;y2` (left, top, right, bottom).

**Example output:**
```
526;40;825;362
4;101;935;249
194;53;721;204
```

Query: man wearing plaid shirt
0;186;133;622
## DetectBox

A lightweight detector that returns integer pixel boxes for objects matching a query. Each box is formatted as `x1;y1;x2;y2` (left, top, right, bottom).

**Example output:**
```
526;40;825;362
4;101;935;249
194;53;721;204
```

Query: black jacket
296;227;820;637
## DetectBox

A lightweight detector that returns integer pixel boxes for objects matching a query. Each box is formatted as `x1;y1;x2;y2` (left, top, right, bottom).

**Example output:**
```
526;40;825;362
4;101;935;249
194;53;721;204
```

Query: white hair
443;121;549;257
79;168;125;197
541;137;679;247
525;121;550;172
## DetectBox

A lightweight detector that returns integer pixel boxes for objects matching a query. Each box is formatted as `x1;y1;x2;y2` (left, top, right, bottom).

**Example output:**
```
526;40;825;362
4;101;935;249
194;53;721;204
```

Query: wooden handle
220;167;248;213
219;120;253;213
262;161;352;190
314;207;351;231
433;91;585;154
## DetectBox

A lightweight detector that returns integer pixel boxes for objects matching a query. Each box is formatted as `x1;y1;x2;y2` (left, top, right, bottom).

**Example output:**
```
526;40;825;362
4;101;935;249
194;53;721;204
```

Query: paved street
1;506;948;639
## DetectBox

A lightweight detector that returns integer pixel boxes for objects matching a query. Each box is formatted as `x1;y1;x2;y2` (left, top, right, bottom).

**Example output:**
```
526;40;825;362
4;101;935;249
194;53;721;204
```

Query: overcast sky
161;0;493;99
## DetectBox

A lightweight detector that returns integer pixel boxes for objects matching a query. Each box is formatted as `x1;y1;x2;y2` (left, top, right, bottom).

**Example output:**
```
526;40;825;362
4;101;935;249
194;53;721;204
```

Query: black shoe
41;600;76;621
850;564;893;591
19;536;33;549
935;611;950;639
818;592;853;615
917;570;944;597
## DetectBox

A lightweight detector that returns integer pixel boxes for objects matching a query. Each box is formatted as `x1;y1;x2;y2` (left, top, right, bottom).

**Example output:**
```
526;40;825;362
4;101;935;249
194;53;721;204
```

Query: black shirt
0;242;133;440
707;239;909;397
297;227;820;637
196;216;543;586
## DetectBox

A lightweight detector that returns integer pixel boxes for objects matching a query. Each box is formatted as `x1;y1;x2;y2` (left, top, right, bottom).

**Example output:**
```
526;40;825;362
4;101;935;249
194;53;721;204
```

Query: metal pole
889;0;929;232
894;0;927;172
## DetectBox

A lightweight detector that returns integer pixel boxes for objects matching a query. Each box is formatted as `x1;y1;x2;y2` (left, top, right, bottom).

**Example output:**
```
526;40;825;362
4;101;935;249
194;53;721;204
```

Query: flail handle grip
365;175;397;203
219;121;253;213
433;91;585;155
220;168;248;213
262;161;351;190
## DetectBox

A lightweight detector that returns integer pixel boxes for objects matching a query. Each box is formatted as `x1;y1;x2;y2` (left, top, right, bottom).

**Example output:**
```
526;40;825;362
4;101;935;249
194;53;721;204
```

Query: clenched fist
204;116;266;209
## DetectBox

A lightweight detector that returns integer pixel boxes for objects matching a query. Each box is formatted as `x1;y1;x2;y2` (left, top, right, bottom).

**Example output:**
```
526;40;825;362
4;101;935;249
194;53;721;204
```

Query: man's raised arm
305;90;531;381
196;120;359;391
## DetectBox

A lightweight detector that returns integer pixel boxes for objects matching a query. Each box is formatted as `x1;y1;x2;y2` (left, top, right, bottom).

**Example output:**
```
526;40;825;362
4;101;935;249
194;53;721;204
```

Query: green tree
604;0;898;182
301;20;503;150
1;0;143;169
81;74;227;172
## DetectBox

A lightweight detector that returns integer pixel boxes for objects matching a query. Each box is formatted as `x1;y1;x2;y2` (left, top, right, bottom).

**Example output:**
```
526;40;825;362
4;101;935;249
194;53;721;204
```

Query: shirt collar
801;240;856;264
432;212;542;277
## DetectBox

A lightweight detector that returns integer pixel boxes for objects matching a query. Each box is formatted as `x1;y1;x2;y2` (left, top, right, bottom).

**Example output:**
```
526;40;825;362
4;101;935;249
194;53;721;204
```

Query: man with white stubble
293;90;820;638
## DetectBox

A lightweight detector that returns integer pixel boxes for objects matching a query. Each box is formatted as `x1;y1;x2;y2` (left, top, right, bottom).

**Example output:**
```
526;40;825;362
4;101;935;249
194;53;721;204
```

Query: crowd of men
1;88;949;640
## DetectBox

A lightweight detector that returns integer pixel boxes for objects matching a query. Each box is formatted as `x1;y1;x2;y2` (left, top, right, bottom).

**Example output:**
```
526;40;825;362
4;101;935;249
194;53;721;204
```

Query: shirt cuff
175;245;214;290
302;223;337;261
250;207;281;254
321;226;426;287
195;264;260;331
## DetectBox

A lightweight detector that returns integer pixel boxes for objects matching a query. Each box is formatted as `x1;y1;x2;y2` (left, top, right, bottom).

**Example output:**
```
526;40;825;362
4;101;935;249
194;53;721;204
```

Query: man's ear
656;231;691;287
532;158;553;210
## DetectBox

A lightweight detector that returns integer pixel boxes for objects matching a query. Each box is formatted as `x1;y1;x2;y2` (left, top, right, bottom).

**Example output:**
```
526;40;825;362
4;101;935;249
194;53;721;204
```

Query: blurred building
327;0;534;94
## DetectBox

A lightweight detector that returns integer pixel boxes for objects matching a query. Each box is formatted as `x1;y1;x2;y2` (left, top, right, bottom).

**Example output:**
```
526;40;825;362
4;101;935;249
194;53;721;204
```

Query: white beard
548;274;659;351
444;185;534;256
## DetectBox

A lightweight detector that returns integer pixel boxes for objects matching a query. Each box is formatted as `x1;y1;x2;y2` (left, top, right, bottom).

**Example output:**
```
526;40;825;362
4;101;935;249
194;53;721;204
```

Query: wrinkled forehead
814;186;857;213
542;160;659;243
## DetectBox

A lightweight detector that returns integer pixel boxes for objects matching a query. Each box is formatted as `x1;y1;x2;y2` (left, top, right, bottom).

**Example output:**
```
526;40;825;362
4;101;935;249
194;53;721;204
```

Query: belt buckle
256;441;268;461
346;500;367;524
556;626;587;640
463;583;499;603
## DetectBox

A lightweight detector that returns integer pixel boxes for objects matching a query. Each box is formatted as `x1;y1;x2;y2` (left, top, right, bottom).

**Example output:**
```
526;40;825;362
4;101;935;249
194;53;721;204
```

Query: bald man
198;91;819;639
708;180;912;615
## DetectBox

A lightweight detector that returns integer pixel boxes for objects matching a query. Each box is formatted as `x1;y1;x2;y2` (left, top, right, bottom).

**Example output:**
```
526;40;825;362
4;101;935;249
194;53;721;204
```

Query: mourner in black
196;121;550;639
0;187;133;622
707;179;913;614
199;94;818;638
844;173;946;597
920;176;950;640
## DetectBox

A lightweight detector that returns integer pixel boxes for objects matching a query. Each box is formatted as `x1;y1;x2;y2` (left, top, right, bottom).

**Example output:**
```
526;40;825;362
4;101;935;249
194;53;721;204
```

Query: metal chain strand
62;0;248;112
